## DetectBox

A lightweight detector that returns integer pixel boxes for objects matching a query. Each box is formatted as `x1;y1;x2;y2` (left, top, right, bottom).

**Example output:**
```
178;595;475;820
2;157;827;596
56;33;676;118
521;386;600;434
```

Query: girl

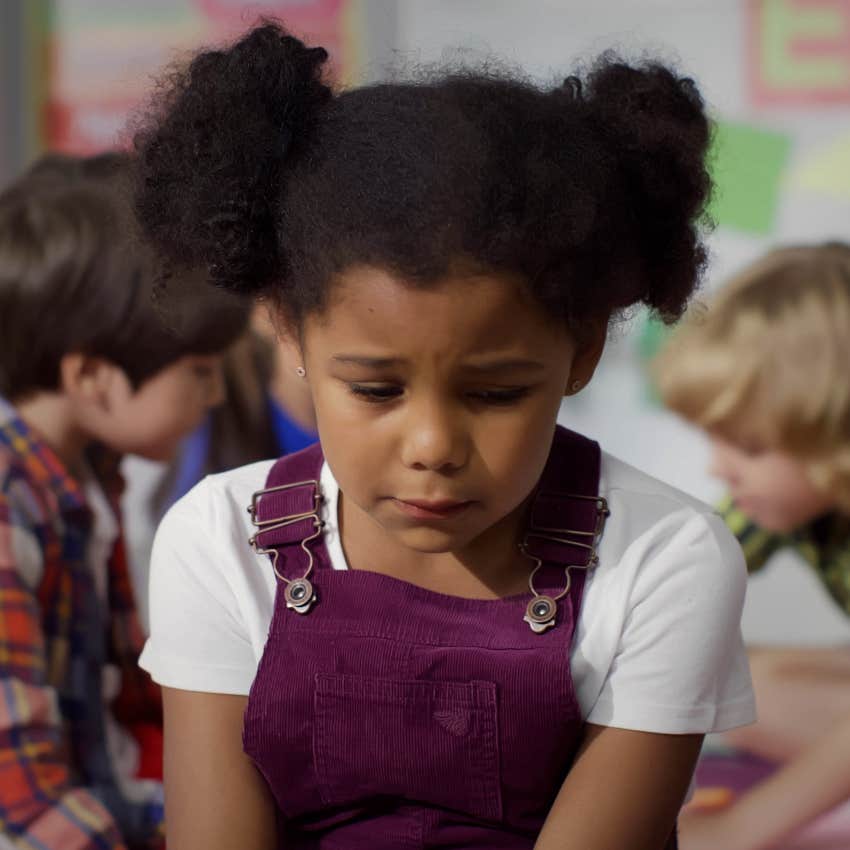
134;23;755;850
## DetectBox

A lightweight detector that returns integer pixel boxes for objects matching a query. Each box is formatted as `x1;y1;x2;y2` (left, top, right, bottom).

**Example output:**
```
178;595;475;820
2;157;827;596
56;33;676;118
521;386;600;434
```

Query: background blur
2;0;849;644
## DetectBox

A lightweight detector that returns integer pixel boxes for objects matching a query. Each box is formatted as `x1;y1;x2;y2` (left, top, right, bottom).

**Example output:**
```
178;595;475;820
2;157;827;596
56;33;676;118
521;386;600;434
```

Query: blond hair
654;242;850;509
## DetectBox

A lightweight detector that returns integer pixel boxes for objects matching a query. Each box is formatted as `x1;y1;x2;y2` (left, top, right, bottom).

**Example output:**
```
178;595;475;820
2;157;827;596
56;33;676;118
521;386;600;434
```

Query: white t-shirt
140;452;755;735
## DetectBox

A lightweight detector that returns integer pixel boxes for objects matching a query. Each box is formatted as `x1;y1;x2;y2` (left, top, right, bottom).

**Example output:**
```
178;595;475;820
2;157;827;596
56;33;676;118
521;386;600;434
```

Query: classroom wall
0;2;26;186
386;0;850;645
0;1;49;189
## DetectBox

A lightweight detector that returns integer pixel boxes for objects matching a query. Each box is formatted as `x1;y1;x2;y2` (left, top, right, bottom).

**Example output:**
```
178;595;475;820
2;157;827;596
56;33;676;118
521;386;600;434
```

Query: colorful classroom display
45;0;362;154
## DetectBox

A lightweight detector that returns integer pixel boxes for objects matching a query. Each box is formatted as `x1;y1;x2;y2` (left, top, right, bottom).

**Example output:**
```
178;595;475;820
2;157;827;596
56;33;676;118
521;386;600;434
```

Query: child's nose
400;401;468;472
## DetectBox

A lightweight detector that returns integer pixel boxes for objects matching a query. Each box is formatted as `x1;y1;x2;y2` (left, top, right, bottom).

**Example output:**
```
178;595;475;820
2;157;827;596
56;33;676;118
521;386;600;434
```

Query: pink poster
47;0;360;153
748;0;850;106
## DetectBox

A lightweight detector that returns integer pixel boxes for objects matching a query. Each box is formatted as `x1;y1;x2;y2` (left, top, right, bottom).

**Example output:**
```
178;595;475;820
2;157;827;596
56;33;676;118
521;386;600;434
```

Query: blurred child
160;304;316;511
655;242;850;850
0;152;249;850
123;307;316;630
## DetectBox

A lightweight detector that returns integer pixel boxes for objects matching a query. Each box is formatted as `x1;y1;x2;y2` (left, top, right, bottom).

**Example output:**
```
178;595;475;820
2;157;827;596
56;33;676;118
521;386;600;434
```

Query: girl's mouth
392;498;473;520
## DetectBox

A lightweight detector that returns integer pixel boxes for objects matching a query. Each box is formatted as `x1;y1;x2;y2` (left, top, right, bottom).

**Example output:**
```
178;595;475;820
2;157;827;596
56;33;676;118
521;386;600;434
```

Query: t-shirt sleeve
139;478;257;695
585;508;755;734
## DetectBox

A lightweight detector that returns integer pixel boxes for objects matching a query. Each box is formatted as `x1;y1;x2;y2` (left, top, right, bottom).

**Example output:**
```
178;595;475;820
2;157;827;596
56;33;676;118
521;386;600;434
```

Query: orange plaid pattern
0;398;162;850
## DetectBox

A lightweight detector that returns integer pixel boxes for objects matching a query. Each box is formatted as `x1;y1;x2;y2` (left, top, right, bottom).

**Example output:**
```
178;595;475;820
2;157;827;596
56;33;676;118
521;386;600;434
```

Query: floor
695;754;850;849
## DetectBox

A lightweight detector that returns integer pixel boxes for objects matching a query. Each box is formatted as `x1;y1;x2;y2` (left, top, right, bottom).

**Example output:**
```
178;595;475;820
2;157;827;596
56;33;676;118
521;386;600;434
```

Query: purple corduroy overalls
243;426;677;848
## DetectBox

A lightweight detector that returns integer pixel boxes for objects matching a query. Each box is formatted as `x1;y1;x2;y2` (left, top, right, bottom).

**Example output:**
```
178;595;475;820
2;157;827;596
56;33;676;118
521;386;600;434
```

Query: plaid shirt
721;496;850;617
0;397;163;850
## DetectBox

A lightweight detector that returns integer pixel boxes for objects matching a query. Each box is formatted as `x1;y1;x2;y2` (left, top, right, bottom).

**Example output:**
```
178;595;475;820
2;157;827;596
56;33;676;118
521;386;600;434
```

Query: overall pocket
313;673;502;822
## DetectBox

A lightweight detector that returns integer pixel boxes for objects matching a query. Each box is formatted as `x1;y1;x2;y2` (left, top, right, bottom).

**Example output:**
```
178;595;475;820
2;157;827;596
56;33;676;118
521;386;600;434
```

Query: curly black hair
134;22;711;329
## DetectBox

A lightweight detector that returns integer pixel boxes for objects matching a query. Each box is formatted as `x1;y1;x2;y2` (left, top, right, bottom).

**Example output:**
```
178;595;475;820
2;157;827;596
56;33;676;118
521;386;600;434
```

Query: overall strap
519;427;608;634
523;426;607;569
248;443;326;589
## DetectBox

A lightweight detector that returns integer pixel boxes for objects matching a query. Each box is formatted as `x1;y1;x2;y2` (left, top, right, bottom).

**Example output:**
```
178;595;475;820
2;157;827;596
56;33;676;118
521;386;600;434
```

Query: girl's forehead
316;265;564;338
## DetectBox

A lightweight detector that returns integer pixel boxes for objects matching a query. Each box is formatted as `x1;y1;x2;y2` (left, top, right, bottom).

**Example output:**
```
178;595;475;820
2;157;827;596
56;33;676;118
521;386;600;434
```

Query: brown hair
0;152;250;401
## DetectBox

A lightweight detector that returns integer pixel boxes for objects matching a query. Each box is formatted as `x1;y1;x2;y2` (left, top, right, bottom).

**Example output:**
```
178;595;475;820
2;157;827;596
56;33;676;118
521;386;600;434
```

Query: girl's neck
15;392;89;476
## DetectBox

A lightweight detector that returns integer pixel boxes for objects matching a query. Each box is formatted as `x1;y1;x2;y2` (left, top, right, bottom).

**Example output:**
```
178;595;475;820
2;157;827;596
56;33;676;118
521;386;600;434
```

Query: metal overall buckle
520;492;609;634
248;479;324;614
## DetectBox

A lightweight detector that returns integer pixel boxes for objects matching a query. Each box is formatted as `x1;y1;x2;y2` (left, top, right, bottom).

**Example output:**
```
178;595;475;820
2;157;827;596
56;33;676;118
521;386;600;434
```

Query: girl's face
299;266;603;559
709;435;835;532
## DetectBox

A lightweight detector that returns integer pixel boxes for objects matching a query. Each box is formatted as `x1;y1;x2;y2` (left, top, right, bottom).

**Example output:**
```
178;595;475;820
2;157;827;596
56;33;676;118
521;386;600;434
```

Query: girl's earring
295;366;306;378
570;380;582;393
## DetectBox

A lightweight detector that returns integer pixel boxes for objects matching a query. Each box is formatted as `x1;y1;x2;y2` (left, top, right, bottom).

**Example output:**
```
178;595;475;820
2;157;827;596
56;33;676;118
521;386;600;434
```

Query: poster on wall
46;0;363;153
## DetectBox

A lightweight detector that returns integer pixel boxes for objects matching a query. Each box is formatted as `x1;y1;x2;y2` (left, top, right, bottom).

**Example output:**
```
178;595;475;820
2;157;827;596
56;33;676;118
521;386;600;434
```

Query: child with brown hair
0;152;250;850
655;241;850;850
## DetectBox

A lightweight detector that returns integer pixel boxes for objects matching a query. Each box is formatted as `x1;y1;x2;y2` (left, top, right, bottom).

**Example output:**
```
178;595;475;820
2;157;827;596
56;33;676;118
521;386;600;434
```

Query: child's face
79;353;226;461
709;435;835;532
299;266;603;556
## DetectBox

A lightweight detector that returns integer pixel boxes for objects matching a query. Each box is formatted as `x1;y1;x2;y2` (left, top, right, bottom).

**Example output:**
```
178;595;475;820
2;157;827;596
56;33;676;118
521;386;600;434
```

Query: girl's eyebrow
464;358;546;373
332;355;402;368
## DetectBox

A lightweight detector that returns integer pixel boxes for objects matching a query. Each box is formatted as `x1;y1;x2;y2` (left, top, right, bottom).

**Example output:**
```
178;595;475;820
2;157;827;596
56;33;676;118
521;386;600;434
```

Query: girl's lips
392;498;473;520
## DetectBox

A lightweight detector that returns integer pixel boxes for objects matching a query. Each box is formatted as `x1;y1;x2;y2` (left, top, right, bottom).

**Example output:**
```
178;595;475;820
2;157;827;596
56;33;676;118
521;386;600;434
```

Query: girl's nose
400;401;468;472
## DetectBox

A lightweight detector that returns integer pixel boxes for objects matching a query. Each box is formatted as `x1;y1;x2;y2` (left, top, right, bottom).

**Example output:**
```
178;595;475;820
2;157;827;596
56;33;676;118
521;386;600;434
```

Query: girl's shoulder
174;458;278;517
599;450;717;533
600;450;711;515
597;451;742;585
155;459;279;562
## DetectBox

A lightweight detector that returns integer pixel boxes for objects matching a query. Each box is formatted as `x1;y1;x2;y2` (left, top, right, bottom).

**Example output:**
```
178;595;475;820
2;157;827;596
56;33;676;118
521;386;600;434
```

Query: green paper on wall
638;314;671;407
708;121;791;235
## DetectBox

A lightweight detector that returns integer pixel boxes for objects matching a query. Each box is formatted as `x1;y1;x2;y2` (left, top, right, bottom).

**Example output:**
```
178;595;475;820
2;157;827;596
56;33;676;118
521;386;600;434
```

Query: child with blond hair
655;241;850;850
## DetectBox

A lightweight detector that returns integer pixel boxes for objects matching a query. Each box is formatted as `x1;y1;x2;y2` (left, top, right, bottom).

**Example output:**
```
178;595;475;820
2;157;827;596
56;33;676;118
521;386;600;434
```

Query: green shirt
720;497;850;618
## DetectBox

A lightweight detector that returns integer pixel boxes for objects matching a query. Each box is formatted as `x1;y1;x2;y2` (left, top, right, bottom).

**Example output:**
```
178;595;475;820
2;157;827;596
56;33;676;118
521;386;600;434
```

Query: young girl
655;243;850;850
133;23;755;850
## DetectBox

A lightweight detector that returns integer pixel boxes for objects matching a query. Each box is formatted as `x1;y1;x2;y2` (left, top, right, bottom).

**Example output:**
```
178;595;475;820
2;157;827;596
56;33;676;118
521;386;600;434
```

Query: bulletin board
45;0;364;153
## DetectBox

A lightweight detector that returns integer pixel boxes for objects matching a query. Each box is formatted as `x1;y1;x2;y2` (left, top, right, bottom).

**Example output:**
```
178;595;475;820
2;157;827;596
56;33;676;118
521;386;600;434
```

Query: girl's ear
565;325;607;396
249;299;305;378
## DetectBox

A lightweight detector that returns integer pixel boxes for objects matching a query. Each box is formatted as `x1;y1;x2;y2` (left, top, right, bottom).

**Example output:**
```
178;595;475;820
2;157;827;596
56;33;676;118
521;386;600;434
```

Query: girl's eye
469;387;530;405
348;384;403;402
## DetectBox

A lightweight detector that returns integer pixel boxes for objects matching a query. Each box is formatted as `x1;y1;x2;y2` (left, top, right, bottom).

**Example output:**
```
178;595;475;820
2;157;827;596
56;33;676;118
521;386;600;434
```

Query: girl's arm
162;687;277;850
679;708;850;850
535;723;703;850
